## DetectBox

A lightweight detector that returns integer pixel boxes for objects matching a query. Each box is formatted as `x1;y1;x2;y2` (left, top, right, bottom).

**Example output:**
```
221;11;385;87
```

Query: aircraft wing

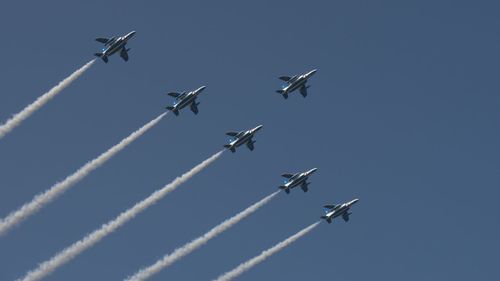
246;140;255;151
342;212;350;222
324;204;336;210
190;102;199;114
279;76;292;82
95;37;110;44
301;182;309;192
226;131;240;137
299;85;308;97
281;173;294;178
120;47;129;61
168;92;181;98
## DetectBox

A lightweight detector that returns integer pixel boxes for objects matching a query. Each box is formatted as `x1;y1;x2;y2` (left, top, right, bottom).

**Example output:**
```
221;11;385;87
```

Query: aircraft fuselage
102;39;127;57
284;173;308;189
282;78;308;94
172;93;197;111
226;125;263;151
228;132;254;149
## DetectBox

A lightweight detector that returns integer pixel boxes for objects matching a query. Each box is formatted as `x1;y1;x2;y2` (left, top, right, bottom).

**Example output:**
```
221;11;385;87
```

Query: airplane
224;125;263;152
165;86;206;116
279;168;318;194
94;31;136;63
321;199;359;223
276;69;317;99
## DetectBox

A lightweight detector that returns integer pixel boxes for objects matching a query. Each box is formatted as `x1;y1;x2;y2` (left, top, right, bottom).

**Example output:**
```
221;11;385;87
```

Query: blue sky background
1;0;499;280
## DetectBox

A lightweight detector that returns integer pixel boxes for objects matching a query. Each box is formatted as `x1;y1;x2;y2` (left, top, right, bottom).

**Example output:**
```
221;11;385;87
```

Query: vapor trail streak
0;60;95;140
0;112;167;236
126;191;280;281
214;221;320;281
17;150;223;281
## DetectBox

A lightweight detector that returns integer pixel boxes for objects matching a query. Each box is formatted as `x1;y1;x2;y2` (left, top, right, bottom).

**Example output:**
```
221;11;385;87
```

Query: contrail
0;60;95;140
17;150;223;281
0;112;167;236
125;190;280;281
214;221;320;281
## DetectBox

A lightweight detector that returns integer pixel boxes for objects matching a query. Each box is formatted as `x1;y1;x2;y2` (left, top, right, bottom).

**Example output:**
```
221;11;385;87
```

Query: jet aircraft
276;69;317;99
94;31;136;63
321;199;359;223
224;125;263;152
279;168;318;194
165;86;206;116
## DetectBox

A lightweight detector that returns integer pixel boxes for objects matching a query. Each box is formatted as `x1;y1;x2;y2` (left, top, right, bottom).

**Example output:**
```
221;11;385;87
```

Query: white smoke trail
214;221;320;281
17;150;223;281
0;112;167;236
126;191;280;281
0;60;95;140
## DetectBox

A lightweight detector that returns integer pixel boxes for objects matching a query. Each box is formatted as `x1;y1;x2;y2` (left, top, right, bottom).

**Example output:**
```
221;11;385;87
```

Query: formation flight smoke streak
0;60;95;140
126;191;280;281
0;112;167;236
214;221;320;281
17;150;223;281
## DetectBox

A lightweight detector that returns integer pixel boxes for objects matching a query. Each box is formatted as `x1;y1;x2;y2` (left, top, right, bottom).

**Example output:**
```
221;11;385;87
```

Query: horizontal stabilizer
321;216;332;223
94;53;108;63
279;185;291;194
223;144;236;153
165;106;179;116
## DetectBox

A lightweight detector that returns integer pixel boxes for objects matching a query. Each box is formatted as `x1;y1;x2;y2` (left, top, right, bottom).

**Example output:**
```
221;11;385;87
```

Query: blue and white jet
165;86;206;116
224;125;263;153
279;168;318;194
321;199;359;223
94;31;136;63
276;69;317;99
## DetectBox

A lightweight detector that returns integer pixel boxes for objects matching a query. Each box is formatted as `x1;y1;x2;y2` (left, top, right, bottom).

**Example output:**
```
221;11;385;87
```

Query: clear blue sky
1;0;499;280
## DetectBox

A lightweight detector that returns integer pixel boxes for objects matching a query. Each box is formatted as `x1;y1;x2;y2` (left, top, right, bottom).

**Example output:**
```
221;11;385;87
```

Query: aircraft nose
254;125;263;132
351;198;359;205
197;85;207;93
308;69;317;76
309;168;318;174
127;31;136;38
